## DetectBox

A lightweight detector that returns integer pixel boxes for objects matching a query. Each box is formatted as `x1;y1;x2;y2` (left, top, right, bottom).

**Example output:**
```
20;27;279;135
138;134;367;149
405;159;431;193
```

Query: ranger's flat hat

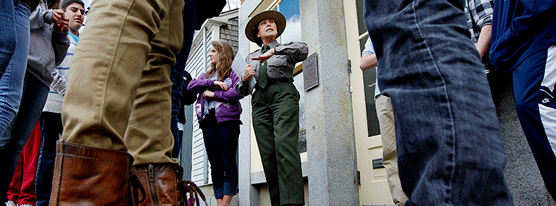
245;10;286;44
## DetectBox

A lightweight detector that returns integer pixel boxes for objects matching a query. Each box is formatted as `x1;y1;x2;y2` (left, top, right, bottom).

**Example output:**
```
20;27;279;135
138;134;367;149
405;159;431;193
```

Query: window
356;0;367;36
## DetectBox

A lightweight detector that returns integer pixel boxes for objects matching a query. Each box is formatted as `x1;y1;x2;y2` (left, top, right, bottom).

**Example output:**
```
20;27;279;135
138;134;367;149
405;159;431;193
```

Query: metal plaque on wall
303;52;318;91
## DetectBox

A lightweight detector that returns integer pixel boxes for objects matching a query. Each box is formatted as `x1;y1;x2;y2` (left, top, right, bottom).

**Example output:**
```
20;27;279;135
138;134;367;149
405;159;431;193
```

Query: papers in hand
231;52;257;94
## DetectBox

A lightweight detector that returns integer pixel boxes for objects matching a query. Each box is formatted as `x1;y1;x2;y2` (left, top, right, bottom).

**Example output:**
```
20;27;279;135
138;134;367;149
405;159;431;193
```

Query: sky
279;0;299;20
279;0;301;43
281;14;301;43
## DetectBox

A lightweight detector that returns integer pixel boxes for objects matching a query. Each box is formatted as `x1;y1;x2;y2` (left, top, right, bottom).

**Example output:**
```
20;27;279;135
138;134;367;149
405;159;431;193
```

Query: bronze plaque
303;52;318;91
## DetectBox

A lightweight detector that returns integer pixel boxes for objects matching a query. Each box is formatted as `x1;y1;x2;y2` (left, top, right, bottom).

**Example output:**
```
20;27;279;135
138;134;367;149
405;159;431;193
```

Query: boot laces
177;180;207;206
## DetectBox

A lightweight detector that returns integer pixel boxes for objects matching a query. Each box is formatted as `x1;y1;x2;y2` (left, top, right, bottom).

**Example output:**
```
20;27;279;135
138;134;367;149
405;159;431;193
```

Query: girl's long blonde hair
206;41;235;81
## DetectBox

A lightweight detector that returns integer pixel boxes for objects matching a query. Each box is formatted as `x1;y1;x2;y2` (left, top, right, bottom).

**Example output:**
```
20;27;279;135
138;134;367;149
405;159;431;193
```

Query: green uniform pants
252;82;304;206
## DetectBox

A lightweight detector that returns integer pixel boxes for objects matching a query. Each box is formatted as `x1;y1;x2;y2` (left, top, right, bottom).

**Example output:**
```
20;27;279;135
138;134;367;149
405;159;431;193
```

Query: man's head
61;0;85;35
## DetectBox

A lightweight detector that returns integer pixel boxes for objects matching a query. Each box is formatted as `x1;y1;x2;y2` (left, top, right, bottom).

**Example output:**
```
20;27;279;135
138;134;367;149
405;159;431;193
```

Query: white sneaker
4;201;16;206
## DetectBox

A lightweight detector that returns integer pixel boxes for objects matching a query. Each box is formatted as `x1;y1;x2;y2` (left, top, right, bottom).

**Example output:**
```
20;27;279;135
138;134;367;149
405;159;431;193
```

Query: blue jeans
201;119;239;199
0;0;17;76
171;0;196;158
35;112;63;206
0;73;49;202
0;1;28;140
364;0;513;205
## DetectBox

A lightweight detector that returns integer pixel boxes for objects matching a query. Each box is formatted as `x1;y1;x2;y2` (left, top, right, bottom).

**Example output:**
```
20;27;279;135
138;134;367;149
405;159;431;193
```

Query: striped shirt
43;33;78;113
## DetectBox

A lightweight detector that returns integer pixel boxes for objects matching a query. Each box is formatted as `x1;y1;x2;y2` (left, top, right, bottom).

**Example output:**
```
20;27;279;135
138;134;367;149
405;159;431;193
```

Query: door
343;0;394;204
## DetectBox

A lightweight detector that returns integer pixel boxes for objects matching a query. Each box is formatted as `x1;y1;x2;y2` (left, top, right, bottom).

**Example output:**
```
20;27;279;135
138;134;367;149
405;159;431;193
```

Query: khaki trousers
375;94;409;205
61;0;184;165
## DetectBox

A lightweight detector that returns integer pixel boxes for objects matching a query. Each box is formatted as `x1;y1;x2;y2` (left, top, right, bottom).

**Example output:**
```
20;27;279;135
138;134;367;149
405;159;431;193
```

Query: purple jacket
187;70;243;123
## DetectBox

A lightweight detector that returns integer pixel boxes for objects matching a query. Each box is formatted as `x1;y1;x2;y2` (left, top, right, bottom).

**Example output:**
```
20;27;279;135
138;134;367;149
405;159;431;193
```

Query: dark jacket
490;0;556;72
178;71;196;124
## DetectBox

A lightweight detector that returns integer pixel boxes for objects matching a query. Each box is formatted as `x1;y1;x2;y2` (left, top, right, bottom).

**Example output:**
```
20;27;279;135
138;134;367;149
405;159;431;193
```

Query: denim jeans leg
202;124;224;199
218;123;239;196
0;74;49;202
35;112;63;206
0;1;28;143
0;0;16;76
364;0;513;205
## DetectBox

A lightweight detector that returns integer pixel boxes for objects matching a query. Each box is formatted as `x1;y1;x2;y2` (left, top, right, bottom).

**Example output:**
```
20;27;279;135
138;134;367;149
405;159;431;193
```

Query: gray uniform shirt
236;40;308;96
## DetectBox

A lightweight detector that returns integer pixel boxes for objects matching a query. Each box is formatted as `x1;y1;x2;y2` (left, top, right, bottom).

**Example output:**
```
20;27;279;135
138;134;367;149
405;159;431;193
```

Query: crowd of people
0;0;554;205
1;0;78;205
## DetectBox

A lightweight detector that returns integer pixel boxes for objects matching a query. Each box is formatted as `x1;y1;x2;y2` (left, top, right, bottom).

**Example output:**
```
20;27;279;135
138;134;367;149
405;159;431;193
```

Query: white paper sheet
231;52;257;94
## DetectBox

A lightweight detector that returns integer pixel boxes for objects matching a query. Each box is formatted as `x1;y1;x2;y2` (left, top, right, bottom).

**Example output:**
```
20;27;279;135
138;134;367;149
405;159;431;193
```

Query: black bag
181;71;198;106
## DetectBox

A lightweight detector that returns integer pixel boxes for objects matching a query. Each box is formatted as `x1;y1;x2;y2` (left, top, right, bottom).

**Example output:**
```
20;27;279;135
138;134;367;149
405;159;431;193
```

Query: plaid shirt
465;0;494;42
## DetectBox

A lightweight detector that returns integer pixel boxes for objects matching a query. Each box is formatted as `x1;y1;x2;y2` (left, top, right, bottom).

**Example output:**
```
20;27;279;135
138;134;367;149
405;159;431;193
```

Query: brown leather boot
177;180;207;206
49;141;135;206
131;164;183;206
132;163;209;206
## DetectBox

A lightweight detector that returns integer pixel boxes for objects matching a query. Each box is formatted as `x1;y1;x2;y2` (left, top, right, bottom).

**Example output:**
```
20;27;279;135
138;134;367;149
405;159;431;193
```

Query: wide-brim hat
245;10;286;45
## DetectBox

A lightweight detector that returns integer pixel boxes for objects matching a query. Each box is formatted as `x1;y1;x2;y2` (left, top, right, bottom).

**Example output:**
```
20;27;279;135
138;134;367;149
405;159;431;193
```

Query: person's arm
29;5;48;30
255;42;309;63
468;0;493;60
52;31;69;67
360;37;377;71
213;71;244;102
241;64;255;81
187;74;213;93
475;24;492;59
51;9;68;33
50;70;67;96
235;55;256;96
360;53;377;71
274;41;309;62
